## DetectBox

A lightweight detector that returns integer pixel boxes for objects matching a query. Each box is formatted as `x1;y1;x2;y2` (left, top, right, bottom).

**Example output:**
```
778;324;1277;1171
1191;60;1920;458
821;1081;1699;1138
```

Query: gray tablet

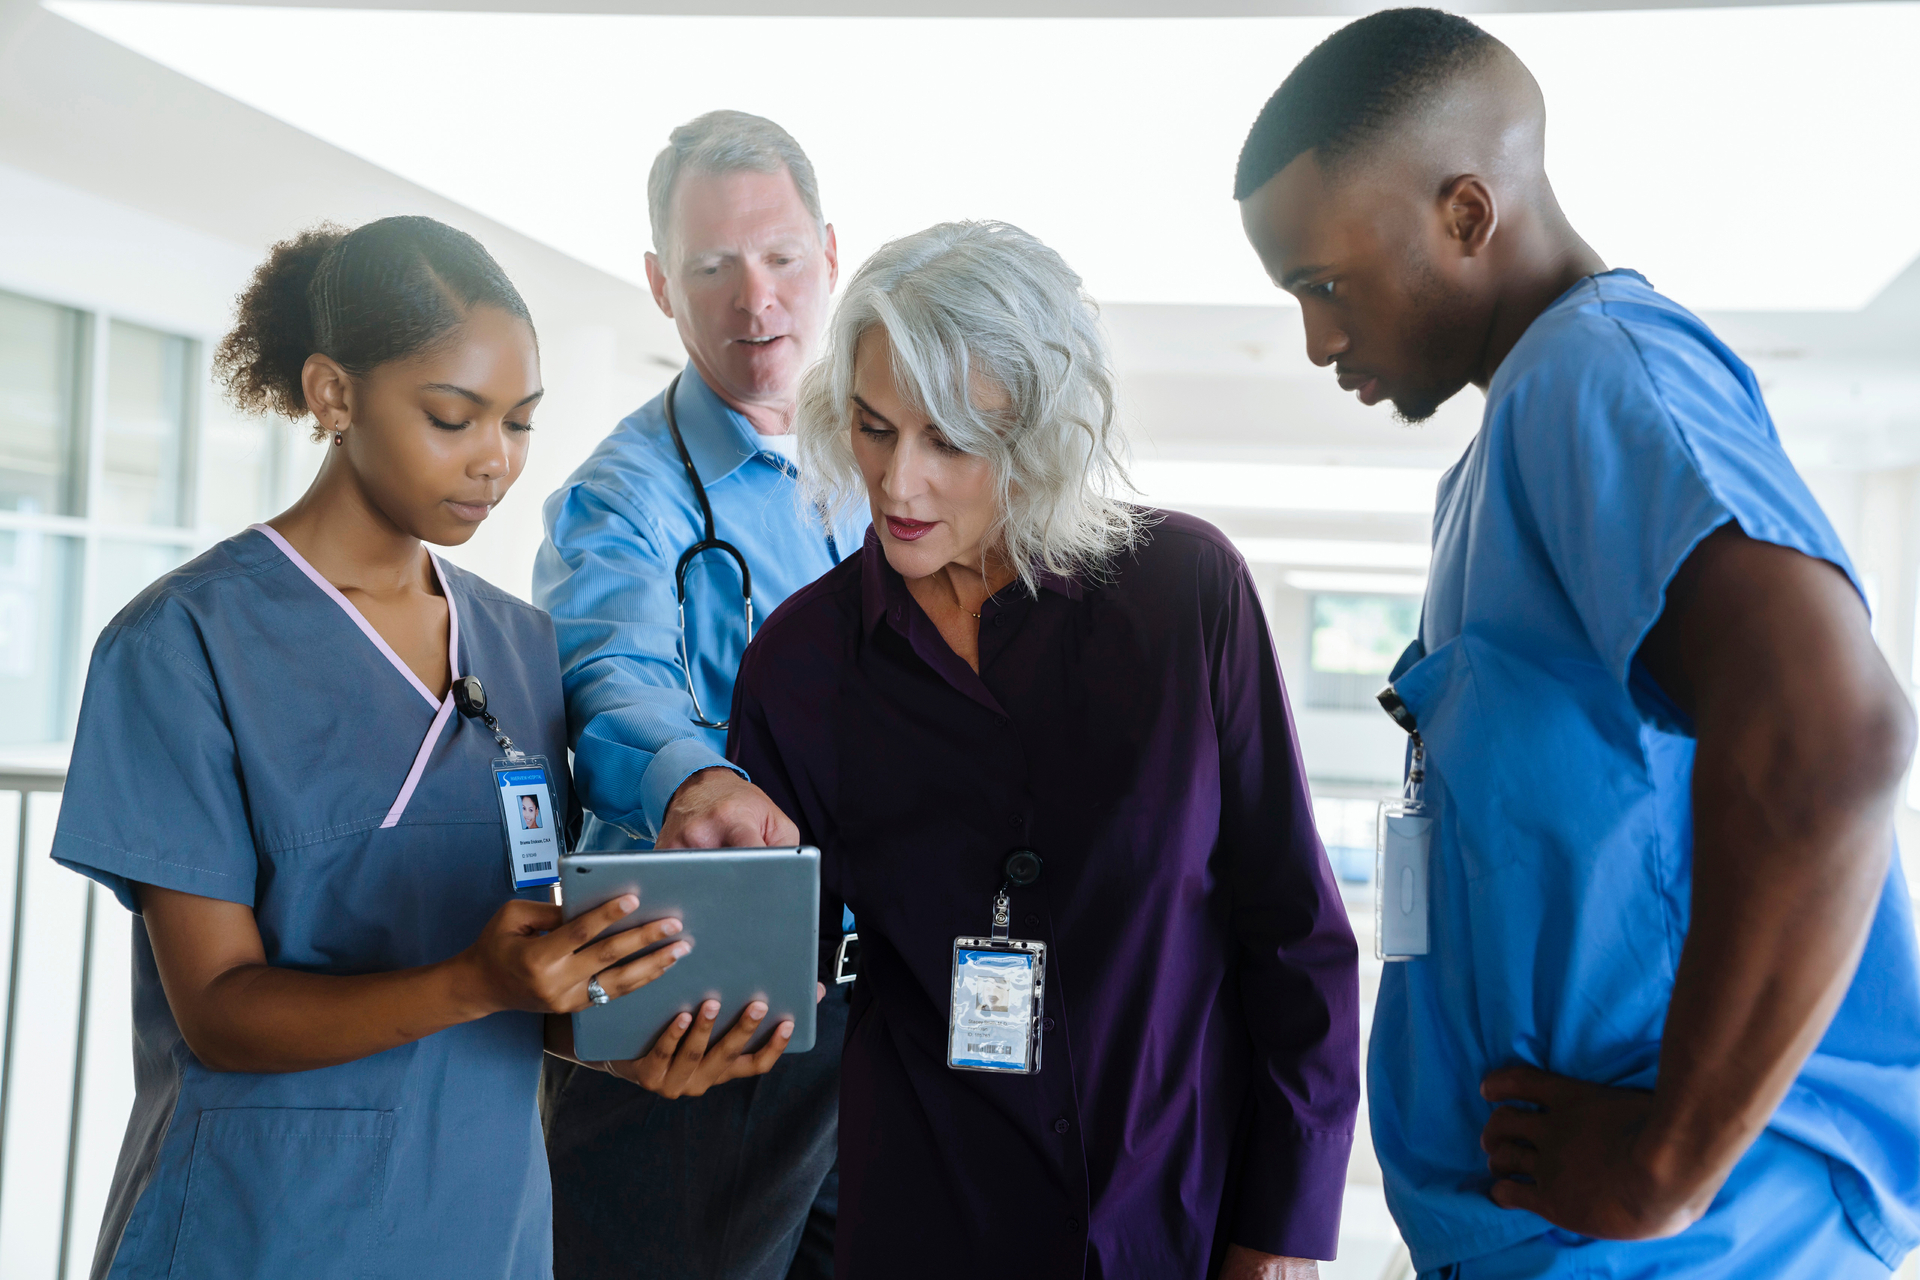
560;847;819;1061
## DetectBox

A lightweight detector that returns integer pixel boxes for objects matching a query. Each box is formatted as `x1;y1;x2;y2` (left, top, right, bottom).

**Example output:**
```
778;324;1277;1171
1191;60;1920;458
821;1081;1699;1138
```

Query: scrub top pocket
168;1107;394;1280
1392;634;1645;884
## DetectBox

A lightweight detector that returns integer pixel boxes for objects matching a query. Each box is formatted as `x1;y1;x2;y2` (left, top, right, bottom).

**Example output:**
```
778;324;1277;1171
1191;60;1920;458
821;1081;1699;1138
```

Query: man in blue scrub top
1236;11;1920;1279
535;111;863;1280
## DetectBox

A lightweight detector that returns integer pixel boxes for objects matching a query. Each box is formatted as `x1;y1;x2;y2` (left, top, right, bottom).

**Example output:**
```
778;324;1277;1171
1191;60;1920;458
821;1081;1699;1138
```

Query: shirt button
1009;814;1024;828
1024;913;1040;927
1053;1118;1071;1134
993;615;1005;627
995;716;1009;727
1067;1217;1082;1233
1041;1016;1055;1032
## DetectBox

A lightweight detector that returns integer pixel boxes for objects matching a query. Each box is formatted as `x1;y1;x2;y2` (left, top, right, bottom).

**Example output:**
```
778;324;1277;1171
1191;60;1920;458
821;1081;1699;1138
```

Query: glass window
199;404;283;536
1306;593;1419;710
0;291;86;516
103;321;193;528
0;530;82;744
1313;794;1379;884
88;539;187;636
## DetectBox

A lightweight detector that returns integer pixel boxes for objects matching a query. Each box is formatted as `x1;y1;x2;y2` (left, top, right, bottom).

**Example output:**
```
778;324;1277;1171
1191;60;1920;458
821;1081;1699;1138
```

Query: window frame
0;284;301;746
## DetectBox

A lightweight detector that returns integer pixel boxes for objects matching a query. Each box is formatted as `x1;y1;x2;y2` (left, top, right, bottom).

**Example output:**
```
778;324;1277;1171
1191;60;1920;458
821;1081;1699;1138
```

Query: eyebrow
851;395;897;429
1280;264;1331;290
421;384;545;410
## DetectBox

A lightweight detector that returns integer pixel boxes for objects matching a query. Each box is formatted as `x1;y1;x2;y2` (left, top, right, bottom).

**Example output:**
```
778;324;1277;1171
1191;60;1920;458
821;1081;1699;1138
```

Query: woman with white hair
727;221;1359;1279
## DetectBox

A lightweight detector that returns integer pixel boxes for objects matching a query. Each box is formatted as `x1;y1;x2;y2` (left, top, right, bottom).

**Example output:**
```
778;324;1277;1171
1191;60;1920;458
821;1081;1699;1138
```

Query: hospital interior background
0;0;1916;1275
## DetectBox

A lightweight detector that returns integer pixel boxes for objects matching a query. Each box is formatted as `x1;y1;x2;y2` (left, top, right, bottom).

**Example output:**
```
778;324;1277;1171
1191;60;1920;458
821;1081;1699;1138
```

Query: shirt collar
859;527;1084;636
669;363;776;485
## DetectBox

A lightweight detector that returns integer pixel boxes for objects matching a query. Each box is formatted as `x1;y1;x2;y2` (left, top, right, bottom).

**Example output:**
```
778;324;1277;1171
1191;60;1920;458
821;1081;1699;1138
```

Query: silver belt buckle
833;932;860;985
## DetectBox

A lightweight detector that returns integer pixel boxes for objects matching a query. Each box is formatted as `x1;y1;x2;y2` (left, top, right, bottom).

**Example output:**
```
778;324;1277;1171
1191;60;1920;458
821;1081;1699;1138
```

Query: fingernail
702;1000;720;1017
661;919;683;935
618;895;638;911
748;1001;769;1019
777;1022;793;1039
676;1013;692;1028
670;943;690;959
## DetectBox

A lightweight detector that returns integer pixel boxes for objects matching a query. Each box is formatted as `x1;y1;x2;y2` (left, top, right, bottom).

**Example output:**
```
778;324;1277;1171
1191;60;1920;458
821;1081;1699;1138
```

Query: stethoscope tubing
662;373;755;731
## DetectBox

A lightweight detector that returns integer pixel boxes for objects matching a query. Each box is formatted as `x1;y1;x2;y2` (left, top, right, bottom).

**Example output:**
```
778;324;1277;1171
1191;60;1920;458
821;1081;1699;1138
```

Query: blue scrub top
534;365;863;849
51;528;572;1279
1370;270;1920;1273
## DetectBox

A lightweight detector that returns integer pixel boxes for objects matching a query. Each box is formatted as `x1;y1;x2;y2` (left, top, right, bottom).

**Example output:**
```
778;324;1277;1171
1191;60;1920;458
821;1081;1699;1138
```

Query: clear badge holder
947;888;1046;1075
1375;734;1432;961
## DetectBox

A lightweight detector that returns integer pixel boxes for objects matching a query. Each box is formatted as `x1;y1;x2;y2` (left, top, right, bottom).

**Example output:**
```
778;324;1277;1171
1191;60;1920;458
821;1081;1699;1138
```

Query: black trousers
543;988;846;1280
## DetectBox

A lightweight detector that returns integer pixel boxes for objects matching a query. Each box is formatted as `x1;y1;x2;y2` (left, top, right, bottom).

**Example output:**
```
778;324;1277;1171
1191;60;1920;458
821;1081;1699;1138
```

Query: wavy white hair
795;221;1144;593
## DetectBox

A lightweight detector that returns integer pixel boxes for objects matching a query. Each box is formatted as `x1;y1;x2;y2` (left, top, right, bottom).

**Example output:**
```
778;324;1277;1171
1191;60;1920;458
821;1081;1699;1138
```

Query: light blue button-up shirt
535;365;864;849
1369;271;1920;1274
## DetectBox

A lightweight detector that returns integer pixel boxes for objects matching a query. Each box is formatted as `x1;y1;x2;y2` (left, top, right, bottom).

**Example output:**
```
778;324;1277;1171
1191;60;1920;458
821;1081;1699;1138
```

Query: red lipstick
885;515;936;542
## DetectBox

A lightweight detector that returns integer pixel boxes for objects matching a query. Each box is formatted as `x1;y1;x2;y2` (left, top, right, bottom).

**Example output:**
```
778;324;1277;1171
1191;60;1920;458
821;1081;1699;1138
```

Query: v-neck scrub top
50;528;573;1280
1369;271;1920;1275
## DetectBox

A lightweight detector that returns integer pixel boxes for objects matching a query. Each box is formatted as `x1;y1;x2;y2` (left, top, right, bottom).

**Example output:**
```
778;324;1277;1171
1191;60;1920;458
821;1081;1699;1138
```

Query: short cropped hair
647;110;825;258
1234;8;1496;199
794;221;1144;594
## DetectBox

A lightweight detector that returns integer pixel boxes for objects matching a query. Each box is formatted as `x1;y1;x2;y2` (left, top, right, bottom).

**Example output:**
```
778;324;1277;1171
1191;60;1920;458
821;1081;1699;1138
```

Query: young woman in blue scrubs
50;217;796;1279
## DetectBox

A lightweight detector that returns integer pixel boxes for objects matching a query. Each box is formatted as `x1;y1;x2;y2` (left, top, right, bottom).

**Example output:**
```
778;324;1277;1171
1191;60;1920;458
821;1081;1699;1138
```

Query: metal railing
0;765;91;1280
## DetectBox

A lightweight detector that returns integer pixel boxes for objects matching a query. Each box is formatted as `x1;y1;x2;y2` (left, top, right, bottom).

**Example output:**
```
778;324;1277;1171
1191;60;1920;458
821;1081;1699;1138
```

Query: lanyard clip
1377;683;1425;804
991;889;1011;942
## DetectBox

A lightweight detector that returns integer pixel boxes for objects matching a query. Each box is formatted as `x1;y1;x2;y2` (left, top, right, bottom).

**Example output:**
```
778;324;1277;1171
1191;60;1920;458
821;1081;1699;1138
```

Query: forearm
179;958;490;1074
1645;730;1902;1196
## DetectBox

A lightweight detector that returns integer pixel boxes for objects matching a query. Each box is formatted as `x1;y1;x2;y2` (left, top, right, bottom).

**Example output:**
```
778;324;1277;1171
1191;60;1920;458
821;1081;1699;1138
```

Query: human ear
644;250;675;320
300;354;354;434
1440;175;1498;257
823;224;840;292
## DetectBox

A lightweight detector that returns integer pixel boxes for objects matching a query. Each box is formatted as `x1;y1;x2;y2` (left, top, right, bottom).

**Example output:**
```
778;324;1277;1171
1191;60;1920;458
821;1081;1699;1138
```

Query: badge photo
494;758;562;891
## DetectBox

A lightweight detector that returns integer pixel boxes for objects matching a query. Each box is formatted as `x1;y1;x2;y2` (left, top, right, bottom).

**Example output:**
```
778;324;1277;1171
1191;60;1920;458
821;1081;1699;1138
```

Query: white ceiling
48;1;1920;314
60;0;1916;12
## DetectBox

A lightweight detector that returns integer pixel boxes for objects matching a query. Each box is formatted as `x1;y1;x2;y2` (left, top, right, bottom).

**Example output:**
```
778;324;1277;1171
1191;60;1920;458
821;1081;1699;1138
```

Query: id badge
494;756;562;890
1375;798;1431;960
948;937;1046;1074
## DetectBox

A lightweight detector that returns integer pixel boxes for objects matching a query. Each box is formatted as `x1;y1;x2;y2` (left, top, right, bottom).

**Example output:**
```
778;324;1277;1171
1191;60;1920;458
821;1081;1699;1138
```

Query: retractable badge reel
948;850;1047;1075
1375;685;1431;960
453;676;562;892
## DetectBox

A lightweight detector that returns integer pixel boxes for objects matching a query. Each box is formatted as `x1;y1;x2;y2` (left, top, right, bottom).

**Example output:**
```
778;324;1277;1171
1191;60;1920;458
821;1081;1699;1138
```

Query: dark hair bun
214;216;533;428
216;224;346;420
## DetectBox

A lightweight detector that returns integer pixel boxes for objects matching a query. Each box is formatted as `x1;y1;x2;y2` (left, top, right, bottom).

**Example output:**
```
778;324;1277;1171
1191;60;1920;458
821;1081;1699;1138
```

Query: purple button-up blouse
727;511;1359;1278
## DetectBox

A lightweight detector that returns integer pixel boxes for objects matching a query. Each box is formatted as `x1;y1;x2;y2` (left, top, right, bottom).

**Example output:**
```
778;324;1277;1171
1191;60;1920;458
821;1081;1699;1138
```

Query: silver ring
586;977;610;1006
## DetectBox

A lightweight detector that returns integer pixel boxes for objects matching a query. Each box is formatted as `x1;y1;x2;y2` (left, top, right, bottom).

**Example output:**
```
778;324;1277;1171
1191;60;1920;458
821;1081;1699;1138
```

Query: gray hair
795;221;1145;594
647;110;825;259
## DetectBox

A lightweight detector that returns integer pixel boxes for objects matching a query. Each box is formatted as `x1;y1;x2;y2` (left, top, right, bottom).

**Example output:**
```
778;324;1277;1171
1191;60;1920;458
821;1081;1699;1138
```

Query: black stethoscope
663;373;754;731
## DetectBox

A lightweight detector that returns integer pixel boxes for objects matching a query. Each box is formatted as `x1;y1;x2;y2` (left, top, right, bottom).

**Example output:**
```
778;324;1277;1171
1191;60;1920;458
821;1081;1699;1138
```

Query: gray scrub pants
543;987;846;1280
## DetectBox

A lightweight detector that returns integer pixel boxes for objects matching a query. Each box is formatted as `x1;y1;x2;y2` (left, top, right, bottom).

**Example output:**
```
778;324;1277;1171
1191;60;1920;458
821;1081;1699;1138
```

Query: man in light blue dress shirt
534;111;863;1280
1237;11;1920;1280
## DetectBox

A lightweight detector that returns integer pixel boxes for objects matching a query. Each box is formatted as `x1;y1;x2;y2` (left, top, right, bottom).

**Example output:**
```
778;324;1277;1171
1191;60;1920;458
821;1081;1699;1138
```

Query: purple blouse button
1053;1118;1071;1134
